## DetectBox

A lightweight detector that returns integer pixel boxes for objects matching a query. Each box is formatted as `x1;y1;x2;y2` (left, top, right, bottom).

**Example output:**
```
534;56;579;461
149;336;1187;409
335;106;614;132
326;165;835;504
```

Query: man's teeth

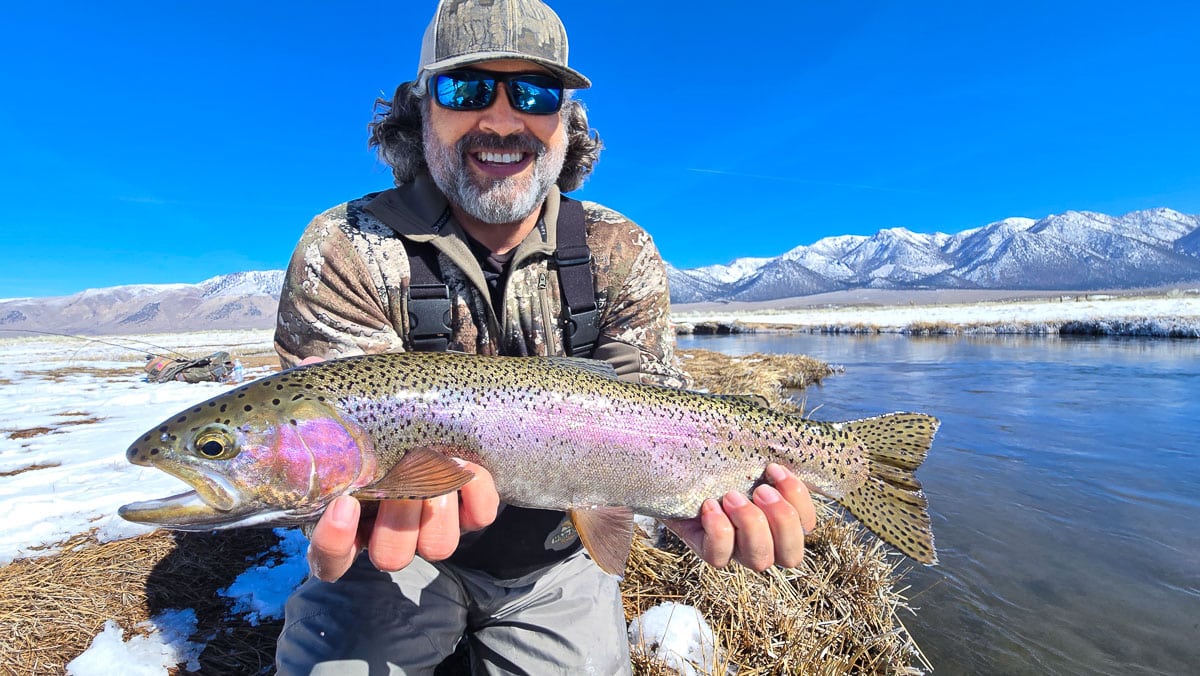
477;151;525;164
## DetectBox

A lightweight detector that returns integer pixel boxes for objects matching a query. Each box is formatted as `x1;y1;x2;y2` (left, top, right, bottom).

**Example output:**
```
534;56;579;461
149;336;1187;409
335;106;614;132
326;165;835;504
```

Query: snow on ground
675;293;1200;332
2;294;1195;672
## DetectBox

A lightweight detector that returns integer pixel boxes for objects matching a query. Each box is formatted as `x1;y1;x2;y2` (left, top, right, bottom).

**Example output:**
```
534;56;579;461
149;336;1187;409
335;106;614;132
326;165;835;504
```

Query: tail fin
835;413;939;564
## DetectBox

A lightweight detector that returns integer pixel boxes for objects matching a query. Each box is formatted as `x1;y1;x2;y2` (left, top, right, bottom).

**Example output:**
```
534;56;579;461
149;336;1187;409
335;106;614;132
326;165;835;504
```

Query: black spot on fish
272;399;281;406
150;448;159;455
219;404;228;413
244;405;253;412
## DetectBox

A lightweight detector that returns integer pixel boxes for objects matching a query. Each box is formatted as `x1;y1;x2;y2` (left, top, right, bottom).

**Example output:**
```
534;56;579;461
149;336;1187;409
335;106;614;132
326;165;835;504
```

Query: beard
424;123;566;225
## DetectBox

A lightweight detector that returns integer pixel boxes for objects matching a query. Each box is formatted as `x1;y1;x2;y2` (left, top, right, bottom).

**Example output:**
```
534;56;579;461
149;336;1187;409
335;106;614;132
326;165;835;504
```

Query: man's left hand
663;463;817;571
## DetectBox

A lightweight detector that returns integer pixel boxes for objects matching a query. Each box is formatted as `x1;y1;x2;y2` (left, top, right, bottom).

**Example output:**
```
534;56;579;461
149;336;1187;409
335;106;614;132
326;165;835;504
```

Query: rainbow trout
119;352;938;573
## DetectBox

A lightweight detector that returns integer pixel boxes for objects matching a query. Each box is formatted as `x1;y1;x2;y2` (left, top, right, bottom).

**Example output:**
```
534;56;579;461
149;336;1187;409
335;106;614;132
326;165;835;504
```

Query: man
274;1;816;673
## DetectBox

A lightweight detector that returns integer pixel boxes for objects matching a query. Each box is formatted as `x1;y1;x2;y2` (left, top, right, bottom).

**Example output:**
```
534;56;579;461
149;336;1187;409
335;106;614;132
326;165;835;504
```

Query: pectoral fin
569;506;635;576
351;447;475;500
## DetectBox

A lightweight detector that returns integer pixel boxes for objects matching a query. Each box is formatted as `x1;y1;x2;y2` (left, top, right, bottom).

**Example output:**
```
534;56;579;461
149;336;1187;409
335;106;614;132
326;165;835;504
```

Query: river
677;333;1200;675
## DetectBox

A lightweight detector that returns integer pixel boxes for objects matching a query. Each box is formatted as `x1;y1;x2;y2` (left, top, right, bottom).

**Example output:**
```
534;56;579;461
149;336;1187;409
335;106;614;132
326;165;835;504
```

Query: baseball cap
412;0;591;95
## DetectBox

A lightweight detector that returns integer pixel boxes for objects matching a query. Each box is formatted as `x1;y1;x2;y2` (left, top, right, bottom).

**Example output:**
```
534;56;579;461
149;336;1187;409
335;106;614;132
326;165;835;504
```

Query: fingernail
724;491;749;507
755;485;781;504
329;496;356;527
766;463;789;483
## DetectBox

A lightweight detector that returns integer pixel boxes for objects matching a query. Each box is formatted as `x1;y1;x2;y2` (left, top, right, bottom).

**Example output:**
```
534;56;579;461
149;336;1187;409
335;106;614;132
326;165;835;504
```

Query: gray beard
424;125;566;225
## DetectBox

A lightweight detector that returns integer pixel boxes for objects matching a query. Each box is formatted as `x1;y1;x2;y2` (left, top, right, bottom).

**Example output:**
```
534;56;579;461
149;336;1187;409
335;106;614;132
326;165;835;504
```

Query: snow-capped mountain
0;271;284;335
670;208;1200;303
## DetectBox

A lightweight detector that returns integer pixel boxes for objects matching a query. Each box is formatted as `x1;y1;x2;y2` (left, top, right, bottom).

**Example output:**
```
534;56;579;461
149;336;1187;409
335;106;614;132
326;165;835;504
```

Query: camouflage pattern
274;173;689;389
415;0;591;93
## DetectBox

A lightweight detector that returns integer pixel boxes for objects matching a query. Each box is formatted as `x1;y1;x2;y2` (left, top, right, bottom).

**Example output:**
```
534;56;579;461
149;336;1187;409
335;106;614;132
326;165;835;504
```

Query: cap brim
414;51;591;95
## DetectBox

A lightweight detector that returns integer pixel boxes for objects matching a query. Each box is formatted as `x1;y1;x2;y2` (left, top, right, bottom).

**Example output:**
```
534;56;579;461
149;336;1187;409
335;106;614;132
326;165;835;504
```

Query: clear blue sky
3;1;1198;298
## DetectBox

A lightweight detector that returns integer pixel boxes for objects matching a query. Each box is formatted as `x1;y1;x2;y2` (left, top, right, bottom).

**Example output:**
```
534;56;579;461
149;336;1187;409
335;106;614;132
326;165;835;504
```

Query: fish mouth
119;467;249;529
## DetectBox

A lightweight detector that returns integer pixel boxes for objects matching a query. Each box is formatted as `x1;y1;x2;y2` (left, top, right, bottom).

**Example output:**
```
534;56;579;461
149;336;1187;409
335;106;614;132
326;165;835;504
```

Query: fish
119;351;939;573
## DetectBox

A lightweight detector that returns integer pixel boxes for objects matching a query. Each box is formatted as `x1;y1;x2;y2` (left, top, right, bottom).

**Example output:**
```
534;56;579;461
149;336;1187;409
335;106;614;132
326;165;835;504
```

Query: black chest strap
405;197;599;357
554;197;600;357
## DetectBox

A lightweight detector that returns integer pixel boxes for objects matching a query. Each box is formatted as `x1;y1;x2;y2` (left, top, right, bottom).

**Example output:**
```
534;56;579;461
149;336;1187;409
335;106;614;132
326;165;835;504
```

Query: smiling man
273;1;816;673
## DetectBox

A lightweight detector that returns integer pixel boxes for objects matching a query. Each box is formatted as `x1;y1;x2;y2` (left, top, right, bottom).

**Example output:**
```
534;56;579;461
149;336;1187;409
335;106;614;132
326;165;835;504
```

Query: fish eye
193;425;238;460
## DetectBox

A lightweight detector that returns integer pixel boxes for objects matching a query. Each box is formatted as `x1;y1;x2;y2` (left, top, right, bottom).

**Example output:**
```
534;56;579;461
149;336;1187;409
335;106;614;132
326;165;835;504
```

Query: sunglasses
431;69;564;115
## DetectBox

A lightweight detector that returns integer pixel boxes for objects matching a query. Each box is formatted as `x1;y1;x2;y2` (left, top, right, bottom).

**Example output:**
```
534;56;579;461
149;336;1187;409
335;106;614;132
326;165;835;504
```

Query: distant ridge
668;208;1200;303
0;271;283;335
2;209;1199;334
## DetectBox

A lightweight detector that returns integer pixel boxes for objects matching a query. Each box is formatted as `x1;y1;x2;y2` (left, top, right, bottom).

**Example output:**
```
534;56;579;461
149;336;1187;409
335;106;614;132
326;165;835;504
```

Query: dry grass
0;462;62;478
623;522;927;675
3;413;105;441
0;348;924;674
680;349;840;410
0;529;283;675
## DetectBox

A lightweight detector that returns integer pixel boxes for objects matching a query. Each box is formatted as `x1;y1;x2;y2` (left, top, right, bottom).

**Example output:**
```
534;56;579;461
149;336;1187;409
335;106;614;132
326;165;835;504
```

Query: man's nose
477;85;525;137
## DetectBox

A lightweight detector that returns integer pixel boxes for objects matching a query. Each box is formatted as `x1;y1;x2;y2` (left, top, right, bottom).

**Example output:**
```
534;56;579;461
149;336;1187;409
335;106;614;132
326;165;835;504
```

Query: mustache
456;132;545;157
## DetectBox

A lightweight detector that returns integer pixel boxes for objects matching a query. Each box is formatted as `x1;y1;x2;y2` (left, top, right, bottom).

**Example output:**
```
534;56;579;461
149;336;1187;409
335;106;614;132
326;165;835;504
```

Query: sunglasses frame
430;68;565;115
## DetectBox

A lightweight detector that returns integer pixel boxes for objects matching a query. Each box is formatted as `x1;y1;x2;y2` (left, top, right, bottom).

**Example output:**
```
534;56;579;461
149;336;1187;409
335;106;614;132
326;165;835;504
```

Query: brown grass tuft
6;427;55;440
0;529;284;675
623;518;928;675
680;349;840;410
0;461;62;477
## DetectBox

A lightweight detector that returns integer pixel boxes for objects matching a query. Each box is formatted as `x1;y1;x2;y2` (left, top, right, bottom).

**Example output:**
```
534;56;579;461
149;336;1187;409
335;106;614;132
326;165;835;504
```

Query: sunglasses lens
434;72;495;111
507;75;563;114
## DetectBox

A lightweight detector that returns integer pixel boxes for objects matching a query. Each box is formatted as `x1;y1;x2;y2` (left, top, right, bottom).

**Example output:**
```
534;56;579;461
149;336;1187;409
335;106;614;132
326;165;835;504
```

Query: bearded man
273;1;816;673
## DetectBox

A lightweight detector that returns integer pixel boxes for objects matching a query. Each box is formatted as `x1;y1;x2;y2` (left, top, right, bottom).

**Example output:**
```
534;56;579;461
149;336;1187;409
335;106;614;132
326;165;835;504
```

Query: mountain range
1;208;1197;335
668;208;1200;303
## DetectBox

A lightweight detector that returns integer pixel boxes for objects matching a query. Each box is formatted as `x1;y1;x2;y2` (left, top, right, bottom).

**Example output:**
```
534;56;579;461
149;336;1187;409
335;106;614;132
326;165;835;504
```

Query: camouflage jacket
275;174;687;387
274;175;688;577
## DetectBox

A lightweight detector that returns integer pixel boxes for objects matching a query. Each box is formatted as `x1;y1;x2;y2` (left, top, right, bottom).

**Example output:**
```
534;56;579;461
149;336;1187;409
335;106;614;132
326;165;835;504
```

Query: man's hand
663;463;817;571
306;462;500;582
294;356;500;582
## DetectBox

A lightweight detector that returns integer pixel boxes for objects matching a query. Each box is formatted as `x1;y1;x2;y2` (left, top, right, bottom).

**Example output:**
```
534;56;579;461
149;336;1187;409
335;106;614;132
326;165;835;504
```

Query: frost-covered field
1;291;1195;672
676;292;1200;335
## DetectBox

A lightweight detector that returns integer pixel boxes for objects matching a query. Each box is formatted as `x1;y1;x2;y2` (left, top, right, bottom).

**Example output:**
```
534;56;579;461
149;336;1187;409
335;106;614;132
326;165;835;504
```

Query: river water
677;333;1200;675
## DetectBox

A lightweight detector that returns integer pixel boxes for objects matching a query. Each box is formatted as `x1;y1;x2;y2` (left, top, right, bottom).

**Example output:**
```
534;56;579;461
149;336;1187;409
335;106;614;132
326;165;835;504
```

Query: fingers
456;462;499;532
307;495;363;582
723;490;775;571
365;463;500;572
766;463;816;533
367;496;462;571
666;465;817;573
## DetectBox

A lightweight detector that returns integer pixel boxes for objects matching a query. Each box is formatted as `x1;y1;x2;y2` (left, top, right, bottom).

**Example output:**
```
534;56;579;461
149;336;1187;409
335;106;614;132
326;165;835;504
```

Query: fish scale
120;351;940;573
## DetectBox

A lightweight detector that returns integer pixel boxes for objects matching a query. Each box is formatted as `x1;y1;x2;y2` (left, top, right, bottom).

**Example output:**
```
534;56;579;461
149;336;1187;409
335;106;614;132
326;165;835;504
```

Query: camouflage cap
412;0;591;95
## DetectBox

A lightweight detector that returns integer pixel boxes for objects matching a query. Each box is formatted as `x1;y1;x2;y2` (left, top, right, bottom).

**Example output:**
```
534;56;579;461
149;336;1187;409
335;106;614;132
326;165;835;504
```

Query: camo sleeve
274;204;405;369
586;203;691;389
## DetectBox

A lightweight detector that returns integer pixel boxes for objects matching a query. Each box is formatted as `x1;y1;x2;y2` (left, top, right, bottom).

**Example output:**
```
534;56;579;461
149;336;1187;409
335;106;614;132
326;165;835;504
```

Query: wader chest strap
406;242;453;352
554;197;599;357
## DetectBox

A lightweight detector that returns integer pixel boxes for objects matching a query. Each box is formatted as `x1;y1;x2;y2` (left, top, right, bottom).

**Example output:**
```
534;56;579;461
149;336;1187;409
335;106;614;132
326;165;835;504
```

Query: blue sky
3;1;1199;298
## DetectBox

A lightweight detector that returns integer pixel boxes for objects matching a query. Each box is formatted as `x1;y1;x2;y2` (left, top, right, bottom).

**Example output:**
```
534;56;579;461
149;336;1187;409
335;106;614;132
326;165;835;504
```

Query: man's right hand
306;462;500;582
294;356;500;582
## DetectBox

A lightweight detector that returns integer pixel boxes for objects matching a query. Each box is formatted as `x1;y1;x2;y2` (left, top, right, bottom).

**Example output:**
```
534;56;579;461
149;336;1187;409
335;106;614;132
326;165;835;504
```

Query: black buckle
562;307;600;357
408;284;452;348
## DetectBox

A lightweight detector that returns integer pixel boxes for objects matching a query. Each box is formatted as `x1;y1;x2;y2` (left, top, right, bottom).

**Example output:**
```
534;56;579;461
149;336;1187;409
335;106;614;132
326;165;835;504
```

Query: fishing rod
0;328;191;360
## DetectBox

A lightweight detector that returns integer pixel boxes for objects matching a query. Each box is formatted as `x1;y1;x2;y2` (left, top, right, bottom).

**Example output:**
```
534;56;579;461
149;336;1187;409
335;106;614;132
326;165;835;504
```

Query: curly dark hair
367;82;603;193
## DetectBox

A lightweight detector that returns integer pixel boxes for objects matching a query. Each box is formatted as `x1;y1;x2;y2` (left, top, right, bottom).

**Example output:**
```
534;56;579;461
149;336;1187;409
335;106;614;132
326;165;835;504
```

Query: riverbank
674;290;1200;337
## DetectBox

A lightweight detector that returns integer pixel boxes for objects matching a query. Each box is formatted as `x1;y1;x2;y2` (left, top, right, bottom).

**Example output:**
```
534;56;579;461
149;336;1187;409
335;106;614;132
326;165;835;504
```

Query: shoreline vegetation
0;346;930;674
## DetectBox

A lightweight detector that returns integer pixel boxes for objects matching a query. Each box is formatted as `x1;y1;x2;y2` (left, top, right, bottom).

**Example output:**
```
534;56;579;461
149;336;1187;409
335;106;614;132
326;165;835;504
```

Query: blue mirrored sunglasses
431;69;564;115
